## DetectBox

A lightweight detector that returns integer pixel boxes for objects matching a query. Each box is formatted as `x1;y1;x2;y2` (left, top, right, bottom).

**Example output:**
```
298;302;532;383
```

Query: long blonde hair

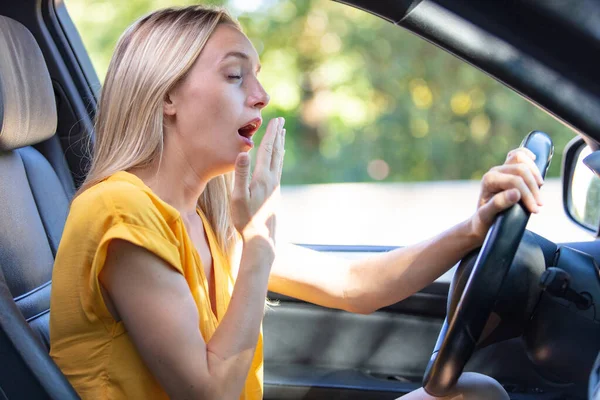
79;6;241;258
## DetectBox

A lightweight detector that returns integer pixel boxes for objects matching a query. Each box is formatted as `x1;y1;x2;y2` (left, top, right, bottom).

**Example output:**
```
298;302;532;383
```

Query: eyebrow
221;51;261;73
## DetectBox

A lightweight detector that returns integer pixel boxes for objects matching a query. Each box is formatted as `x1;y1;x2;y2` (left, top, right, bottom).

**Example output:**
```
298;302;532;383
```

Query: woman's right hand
232;117;285;245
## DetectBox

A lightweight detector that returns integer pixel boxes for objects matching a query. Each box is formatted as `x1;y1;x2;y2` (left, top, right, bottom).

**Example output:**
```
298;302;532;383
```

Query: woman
49;5;544;400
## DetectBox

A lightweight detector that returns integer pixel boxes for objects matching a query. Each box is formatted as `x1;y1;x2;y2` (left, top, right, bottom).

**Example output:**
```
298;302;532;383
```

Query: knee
454;372;509;400
400;373;509;400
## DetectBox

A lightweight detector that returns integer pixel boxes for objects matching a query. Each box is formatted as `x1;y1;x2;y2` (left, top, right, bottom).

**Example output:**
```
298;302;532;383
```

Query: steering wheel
422;131;554;397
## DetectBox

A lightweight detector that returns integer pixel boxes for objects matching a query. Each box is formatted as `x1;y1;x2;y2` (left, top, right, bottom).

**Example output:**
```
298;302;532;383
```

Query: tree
65;0;577;184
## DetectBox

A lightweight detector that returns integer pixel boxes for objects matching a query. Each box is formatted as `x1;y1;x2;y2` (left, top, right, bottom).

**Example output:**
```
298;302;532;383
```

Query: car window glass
63;0;591;245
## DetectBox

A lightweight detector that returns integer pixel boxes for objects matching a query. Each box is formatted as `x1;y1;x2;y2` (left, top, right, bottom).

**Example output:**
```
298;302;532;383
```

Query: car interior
1;0;600;399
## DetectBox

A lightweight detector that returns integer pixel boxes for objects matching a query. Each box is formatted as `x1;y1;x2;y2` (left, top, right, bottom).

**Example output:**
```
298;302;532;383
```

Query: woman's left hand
469;147;545;242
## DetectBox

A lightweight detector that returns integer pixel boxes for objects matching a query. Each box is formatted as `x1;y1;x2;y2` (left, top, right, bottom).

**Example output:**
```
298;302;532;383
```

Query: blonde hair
79;6;241;258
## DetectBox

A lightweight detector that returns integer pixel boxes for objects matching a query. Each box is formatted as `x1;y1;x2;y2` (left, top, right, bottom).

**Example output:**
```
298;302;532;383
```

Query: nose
249;80;270;110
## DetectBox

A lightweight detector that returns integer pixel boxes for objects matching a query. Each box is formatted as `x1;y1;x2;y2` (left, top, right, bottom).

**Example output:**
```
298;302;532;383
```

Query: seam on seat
13;279;51;302
17;147;64;257
33;135;76;200
25;308;50;323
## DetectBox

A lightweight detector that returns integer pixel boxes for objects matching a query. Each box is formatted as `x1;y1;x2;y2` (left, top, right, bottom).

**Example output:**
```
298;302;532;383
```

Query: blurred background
63;0;592;245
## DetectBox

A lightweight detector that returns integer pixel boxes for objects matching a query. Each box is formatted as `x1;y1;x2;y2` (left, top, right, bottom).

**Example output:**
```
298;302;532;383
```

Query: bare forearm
205;238;273;398
345;219;481;314
268;242;349;311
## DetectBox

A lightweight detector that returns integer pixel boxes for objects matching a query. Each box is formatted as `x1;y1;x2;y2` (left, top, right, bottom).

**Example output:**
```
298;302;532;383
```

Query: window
64;0;590;245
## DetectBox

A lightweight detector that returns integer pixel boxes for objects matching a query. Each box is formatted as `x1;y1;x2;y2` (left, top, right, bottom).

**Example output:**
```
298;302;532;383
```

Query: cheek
205;89;245;137
177;89;220;135
179;86;244;152
192;83;241;122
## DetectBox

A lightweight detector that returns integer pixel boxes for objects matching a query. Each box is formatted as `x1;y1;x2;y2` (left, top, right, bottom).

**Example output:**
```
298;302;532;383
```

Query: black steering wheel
422;131;554;397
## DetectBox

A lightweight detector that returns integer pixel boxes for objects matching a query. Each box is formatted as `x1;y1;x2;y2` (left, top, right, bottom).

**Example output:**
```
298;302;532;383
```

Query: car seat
0;14;79;399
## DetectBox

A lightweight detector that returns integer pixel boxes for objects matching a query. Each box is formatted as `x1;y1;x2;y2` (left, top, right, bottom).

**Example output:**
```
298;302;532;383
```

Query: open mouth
238;119;261;139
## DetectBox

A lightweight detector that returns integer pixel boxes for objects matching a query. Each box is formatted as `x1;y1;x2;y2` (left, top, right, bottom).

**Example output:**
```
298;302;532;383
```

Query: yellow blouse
50;171;263;399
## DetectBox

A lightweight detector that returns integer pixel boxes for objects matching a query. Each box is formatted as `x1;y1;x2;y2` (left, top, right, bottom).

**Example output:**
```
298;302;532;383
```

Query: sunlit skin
100;23;541;400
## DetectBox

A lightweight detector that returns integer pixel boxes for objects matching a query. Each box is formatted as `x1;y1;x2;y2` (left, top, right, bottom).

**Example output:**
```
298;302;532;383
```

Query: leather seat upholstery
0;14;79;399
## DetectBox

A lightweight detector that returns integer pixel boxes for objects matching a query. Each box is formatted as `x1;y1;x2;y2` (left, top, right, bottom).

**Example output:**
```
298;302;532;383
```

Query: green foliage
64;0;577;184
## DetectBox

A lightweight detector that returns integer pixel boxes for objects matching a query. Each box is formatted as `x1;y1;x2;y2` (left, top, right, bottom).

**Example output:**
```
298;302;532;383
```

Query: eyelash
228;75;242;80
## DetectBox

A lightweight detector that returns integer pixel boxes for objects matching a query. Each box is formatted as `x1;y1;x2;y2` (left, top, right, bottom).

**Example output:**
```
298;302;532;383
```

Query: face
163;23;269;177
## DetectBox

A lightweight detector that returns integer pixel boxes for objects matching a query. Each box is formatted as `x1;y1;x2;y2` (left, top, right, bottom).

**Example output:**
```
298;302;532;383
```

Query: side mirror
562;136;600;235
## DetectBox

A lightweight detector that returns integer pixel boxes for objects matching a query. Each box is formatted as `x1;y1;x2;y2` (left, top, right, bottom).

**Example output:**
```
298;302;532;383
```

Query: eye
228;75;242;80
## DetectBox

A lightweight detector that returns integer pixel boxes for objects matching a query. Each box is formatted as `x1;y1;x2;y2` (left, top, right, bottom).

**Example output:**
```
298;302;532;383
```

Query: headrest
0;15;57;151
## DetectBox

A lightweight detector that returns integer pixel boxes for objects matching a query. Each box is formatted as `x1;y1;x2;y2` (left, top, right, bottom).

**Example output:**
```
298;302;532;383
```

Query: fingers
490;163;543;206
482;168;540;213
233;118;285;241
271;127;285;178
478;189;521;227
476;147;545;231
256;117;284;174
233;152;250;202
278;129;286;181
507;147;536;161
269;118;285;173
505;148;544;186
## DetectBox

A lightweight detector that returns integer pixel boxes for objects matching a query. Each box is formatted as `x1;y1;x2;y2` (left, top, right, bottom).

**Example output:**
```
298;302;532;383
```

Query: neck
129;141;212;216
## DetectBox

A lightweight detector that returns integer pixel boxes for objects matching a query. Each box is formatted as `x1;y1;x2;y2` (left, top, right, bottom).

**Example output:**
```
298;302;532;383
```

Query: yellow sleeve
82;181;183;334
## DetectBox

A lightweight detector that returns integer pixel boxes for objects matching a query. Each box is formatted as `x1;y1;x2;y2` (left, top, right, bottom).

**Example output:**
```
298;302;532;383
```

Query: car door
2;0;596;399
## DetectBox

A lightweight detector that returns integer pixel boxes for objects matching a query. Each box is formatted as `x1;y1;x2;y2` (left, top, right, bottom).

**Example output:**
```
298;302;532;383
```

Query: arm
268;222;477;314
341;219;478;314
100;117;286;399
268;242;351;311
270;148;545;314
100;238;271;400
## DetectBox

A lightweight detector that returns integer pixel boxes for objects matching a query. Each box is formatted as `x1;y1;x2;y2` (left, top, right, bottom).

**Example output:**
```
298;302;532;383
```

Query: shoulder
75;178;149;212
74;176;178;225
69;175;183;269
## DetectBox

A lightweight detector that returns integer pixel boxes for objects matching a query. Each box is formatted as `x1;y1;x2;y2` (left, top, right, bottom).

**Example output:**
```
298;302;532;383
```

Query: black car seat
591;351;600;400
0;15;79;399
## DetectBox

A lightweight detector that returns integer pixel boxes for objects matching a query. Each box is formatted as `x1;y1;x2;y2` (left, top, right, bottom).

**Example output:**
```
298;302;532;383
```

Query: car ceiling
335;0;600;147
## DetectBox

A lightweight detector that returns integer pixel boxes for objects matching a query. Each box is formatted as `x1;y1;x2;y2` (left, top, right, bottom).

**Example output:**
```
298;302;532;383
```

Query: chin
207;149;248;178
212;159;237;177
